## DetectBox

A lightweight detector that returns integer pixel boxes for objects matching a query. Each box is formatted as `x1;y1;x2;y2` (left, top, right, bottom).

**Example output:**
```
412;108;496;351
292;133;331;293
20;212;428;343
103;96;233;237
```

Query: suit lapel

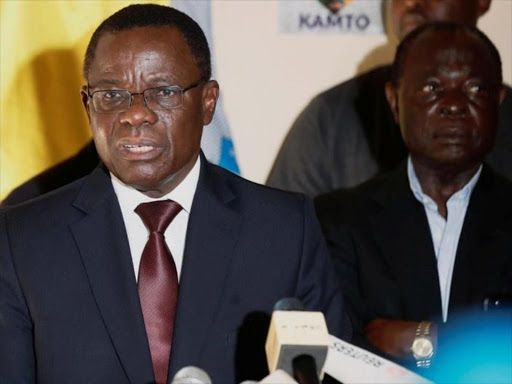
69;166;153;384
170;158;242;376
371;165;442;321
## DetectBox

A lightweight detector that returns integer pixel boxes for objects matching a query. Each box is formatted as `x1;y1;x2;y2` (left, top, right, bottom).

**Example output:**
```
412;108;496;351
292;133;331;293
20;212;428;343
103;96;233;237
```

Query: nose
438;91;469;117
118;94;158;127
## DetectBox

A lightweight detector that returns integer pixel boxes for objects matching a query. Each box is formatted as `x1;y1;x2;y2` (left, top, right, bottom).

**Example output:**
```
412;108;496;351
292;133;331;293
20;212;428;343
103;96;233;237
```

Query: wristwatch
411;321;434;368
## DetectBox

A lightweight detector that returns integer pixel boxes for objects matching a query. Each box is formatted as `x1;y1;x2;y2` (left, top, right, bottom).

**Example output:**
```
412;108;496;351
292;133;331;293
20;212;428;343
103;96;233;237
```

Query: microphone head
260;369;298;383
171;366;212;384
273;298;305;311
265;309;330;378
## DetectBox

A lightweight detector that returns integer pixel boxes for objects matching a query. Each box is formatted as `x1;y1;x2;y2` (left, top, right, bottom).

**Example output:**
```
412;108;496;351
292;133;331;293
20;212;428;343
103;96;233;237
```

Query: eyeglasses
87;78;205;113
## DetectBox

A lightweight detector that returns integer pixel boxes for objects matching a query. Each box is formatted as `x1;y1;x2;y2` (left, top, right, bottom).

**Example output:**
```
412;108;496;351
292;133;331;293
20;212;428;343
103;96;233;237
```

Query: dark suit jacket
0;158;350;384
315;163;512;360
267;66;512;197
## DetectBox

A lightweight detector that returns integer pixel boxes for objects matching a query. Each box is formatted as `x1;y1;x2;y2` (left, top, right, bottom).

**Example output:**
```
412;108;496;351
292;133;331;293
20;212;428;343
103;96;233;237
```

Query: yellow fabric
0;0;168;199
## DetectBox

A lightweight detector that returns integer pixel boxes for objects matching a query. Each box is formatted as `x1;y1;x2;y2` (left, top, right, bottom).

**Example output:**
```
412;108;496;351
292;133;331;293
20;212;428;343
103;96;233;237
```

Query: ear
499;85;506;105
201;80;219;126
385;81;400;124
476;0;491;17
80;85;91;122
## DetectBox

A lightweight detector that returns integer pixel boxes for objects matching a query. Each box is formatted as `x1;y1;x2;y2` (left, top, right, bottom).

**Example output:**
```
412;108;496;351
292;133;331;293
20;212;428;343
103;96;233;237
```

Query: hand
364;318;437;359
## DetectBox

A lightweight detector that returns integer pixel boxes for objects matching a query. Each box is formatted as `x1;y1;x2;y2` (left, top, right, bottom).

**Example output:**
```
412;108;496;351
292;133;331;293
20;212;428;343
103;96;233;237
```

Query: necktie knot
135;200;182;234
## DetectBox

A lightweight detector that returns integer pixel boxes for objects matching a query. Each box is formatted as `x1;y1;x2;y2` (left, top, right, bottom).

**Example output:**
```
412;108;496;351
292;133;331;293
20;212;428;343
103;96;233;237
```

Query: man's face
386;30;504;172
81;27;218;197
388;0;490;41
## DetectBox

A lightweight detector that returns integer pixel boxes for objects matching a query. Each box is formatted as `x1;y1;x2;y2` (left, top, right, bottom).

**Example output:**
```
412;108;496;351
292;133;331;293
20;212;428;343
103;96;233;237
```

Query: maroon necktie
135;200;182;384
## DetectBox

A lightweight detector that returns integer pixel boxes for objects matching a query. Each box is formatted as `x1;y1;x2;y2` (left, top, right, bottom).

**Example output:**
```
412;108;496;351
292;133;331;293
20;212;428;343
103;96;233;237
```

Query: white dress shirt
111;156;201;282
407;157;482;322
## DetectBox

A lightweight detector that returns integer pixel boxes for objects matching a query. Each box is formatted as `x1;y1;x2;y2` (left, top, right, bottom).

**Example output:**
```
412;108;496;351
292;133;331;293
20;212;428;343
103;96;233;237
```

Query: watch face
412;338;434;358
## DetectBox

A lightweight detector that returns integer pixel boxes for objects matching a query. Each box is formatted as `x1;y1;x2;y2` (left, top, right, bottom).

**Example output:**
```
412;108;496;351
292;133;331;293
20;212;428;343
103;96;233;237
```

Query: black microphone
170;366;212;384
265;298;330;384
273;298;305;311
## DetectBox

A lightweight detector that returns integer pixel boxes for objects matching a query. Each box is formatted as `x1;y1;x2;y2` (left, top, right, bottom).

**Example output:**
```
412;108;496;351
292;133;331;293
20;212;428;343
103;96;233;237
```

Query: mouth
436;135;465;144
433;130;468;145
122;144;156;153
117;139;164;160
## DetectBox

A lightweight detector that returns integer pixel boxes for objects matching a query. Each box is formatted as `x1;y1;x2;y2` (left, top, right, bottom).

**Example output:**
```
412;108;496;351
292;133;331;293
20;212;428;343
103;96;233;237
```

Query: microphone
273;298;305;311
265;298;330;384
259;369;298;383
171;366;212;384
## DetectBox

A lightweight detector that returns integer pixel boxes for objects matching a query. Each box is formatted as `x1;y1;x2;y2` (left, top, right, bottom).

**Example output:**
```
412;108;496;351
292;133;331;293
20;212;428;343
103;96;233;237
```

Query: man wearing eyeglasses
0;5;350;384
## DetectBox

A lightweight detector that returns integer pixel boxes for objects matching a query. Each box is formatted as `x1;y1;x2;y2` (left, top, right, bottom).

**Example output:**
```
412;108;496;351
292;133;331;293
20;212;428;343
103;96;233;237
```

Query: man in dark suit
267;0;512;197
0;5;350;384
315;23;512;371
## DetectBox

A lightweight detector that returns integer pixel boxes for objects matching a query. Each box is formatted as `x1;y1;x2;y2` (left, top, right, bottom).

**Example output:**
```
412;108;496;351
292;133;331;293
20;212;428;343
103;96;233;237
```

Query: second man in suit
316;22;512;371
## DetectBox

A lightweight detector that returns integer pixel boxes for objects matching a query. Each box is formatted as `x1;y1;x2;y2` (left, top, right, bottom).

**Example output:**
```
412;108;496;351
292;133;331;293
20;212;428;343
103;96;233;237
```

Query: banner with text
280;0;384;34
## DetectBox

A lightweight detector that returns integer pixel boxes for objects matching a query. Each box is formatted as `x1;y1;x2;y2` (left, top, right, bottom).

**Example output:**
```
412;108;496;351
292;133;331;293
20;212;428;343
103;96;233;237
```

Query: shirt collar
110;155;201;213
407;156;482;205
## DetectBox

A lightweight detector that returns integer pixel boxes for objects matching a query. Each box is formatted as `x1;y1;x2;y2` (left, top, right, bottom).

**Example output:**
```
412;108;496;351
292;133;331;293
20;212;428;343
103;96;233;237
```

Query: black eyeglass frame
86;78;206;113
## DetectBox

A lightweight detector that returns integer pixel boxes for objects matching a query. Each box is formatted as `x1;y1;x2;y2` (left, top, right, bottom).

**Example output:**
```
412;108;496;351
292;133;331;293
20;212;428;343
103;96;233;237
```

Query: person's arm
365;319;438;359
0;211;36;383
267;97;333;198
316;206;439;360
294;197;352;341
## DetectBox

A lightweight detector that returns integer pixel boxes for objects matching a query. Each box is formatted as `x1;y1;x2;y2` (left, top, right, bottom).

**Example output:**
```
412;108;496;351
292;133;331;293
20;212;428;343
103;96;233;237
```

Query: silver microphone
171;366;212;384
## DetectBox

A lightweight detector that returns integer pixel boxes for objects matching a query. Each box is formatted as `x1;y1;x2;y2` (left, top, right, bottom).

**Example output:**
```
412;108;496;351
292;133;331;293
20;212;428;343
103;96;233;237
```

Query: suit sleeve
294;197;352;341
266;97;334;198
0;212;36;383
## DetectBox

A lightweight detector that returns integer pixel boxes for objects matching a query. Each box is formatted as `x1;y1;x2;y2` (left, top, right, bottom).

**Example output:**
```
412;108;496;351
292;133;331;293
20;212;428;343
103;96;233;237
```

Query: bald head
390;22;502;87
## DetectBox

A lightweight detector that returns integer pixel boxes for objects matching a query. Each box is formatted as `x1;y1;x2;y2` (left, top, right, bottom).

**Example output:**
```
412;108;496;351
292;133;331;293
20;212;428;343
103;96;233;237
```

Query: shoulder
206;163;325;242
313;65;391;107
1;175;89;232
290;65;392;139
314;166;403;227
297;65;392;138
2;141;99;206
479;164;512;199
209;163;310;214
